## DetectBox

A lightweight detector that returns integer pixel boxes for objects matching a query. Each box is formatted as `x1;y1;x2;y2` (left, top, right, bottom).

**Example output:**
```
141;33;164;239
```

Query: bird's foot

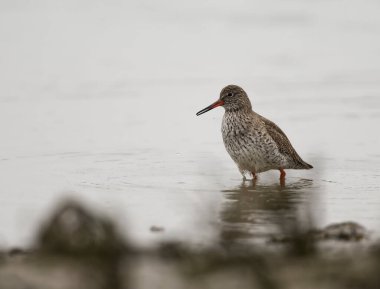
240;170;249;181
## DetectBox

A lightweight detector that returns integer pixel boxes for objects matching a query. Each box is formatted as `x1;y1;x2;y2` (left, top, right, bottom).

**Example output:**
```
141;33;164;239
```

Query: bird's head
196;85;252;116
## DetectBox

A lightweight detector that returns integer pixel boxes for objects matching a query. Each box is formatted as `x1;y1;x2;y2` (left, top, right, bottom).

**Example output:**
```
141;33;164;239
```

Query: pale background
0;0;379;248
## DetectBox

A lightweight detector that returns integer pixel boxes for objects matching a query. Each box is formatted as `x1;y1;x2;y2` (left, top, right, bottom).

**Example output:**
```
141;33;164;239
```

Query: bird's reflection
219;178;314;244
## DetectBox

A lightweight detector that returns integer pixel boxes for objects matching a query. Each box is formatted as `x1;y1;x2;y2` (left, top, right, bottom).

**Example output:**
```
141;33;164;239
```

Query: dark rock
314;221;368;241
36;199;126;256
270;221;368;244
8;248;27;257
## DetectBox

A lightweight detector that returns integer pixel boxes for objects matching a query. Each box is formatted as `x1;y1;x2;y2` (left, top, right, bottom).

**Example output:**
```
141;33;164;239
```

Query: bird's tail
298;160;313;169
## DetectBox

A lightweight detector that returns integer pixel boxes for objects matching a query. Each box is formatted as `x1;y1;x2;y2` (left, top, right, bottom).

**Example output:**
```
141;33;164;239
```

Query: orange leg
279;168;286;187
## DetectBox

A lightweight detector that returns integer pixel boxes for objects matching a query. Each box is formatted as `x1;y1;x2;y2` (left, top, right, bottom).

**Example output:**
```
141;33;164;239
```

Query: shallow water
0;0;380;248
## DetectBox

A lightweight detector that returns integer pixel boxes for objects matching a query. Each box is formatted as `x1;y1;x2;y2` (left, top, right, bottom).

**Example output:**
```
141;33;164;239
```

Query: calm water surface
0;0;379;248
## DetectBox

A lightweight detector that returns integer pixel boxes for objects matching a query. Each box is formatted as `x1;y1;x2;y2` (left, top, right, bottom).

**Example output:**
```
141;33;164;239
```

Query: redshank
196;85;313;181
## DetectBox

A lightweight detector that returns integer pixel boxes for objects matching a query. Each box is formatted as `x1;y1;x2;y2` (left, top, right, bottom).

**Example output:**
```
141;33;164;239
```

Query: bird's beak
196;100;224;116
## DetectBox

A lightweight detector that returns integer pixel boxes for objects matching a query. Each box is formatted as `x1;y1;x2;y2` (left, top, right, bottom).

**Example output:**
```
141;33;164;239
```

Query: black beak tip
196;106;212;116
196;110;207;116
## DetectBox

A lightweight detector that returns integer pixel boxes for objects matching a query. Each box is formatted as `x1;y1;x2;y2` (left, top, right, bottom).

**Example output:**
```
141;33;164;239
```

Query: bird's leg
239;168;247;181
251;171;258;187
279;168;286;187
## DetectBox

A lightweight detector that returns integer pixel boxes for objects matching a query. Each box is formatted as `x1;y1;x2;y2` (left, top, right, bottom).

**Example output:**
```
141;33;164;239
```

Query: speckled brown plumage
196;85;313;179
259;115;312;169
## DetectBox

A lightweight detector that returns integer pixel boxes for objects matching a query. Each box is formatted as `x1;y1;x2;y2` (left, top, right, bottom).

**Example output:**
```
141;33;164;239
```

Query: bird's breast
221;113;258;157
221;113;252;140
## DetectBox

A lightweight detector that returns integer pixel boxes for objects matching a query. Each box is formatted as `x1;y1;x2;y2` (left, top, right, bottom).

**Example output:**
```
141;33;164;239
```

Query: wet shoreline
0;199;377;289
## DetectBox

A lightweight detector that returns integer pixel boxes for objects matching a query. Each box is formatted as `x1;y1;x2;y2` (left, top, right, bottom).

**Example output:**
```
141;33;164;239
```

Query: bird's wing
258;115;310;167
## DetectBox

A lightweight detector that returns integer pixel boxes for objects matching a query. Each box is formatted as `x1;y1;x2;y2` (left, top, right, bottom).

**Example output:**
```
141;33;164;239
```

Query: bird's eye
227;92;233;97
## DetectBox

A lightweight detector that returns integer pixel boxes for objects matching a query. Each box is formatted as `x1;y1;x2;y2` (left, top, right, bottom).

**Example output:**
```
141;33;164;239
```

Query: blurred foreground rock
0;200;379;289
270;221;369;244
0;200;128;289
316;221;368;241
37;200;126;255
